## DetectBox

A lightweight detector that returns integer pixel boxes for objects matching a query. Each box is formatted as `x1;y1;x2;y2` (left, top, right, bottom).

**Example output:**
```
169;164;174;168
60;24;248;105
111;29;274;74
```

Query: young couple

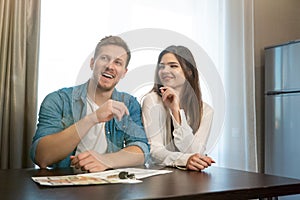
30;36;214;172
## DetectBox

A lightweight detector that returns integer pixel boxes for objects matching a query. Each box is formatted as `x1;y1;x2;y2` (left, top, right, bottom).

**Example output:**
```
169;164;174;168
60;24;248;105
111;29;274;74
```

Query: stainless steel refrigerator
264;40;300;200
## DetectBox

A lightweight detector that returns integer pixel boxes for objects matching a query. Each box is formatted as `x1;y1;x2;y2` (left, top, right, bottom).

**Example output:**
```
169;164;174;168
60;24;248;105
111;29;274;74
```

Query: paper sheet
32;168;172;186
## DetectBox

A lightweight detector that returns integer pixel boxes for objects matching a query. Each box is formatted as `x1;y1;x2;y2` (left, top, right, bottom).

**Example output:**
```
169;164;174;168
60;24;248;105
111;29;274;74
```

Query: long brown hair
152;45;203;132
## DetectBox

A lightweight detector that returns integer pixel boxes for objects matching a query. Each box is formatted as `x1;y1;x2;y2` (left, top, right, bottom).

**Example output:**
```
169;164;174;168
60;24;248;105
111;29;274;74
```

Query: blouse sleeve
142;93;193;167
171;102;214;154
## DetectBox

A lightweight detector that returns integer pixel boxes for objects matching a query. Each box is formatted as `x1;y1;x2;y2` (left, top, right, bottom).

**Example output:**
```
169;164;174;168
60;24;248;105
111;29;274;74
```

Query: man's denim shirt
30;82;150;168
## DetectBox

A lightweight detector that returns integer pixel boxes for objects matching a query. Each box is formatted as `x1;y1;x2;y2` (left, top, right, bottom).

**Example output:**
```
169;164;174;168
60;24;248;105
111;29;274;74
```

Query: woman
142;45;215;171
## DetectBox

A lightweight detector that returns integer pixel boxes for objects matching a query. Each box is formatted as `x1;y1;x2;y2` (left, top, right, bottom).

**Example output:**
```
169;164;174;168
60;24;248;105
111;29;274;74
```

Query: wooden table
1;166;300;199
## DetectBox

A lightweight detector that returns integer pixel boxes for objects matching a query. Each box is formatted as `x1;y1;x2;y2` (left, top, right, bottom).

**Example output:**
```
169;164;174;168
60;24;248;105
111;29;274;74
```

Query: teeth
102;73;114;79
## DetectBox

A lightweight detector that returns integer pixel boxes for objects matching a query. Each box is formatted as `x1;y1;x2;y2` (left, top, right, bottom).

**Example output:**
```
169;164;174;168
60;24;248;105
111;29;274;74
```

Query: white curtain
39;0;257;172
215;0;257;172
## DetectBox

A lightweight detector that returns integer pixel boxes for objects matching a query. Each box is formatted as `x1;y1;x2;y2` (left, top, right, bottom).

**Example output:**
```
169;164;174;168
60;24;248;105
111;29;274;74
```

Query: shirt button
107;131;110;134
123;125;126;129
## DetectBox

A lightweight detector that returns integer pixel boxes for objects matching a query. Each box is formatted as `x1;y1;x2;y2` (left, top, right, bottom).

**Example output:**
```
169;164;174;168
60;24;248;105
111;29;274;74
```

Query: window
39;0;224;164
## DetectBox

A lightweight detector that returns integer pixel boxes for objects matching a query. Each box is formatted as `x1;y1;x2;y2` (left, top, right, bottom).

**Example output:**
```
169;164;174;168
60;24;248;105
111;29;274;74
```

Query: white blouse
142;92;214;167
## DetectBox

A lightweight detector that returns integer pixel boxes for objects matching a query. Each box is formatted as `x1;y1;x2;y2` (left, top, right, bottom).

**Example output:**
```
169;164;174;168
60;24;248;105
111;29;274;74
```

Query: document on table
32;168;172;186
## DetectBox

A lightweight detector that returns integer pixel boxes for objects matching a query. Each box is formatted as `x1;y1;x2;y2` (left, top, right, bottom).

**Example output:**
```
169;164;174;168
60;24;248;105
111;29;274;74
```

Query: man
30;36;149;172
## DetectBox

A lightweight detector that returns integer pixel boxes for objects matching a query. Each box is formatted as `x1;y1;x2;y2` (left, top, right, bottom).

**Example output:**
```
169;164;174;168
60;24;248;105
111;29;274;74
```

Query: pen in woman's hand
204;154;216;164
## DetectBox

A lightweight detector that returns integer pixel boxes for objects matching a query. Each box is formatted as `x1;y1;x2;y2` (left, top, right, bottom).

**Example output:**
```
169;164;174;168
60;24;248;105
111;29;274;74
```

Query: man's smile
102;72;115;79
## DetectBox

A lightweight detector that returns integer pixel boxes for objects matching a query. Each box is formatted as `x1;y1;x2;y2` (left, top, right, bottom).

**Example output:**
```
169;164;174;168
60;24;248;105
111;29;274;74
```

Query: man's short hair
94;36;131;68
